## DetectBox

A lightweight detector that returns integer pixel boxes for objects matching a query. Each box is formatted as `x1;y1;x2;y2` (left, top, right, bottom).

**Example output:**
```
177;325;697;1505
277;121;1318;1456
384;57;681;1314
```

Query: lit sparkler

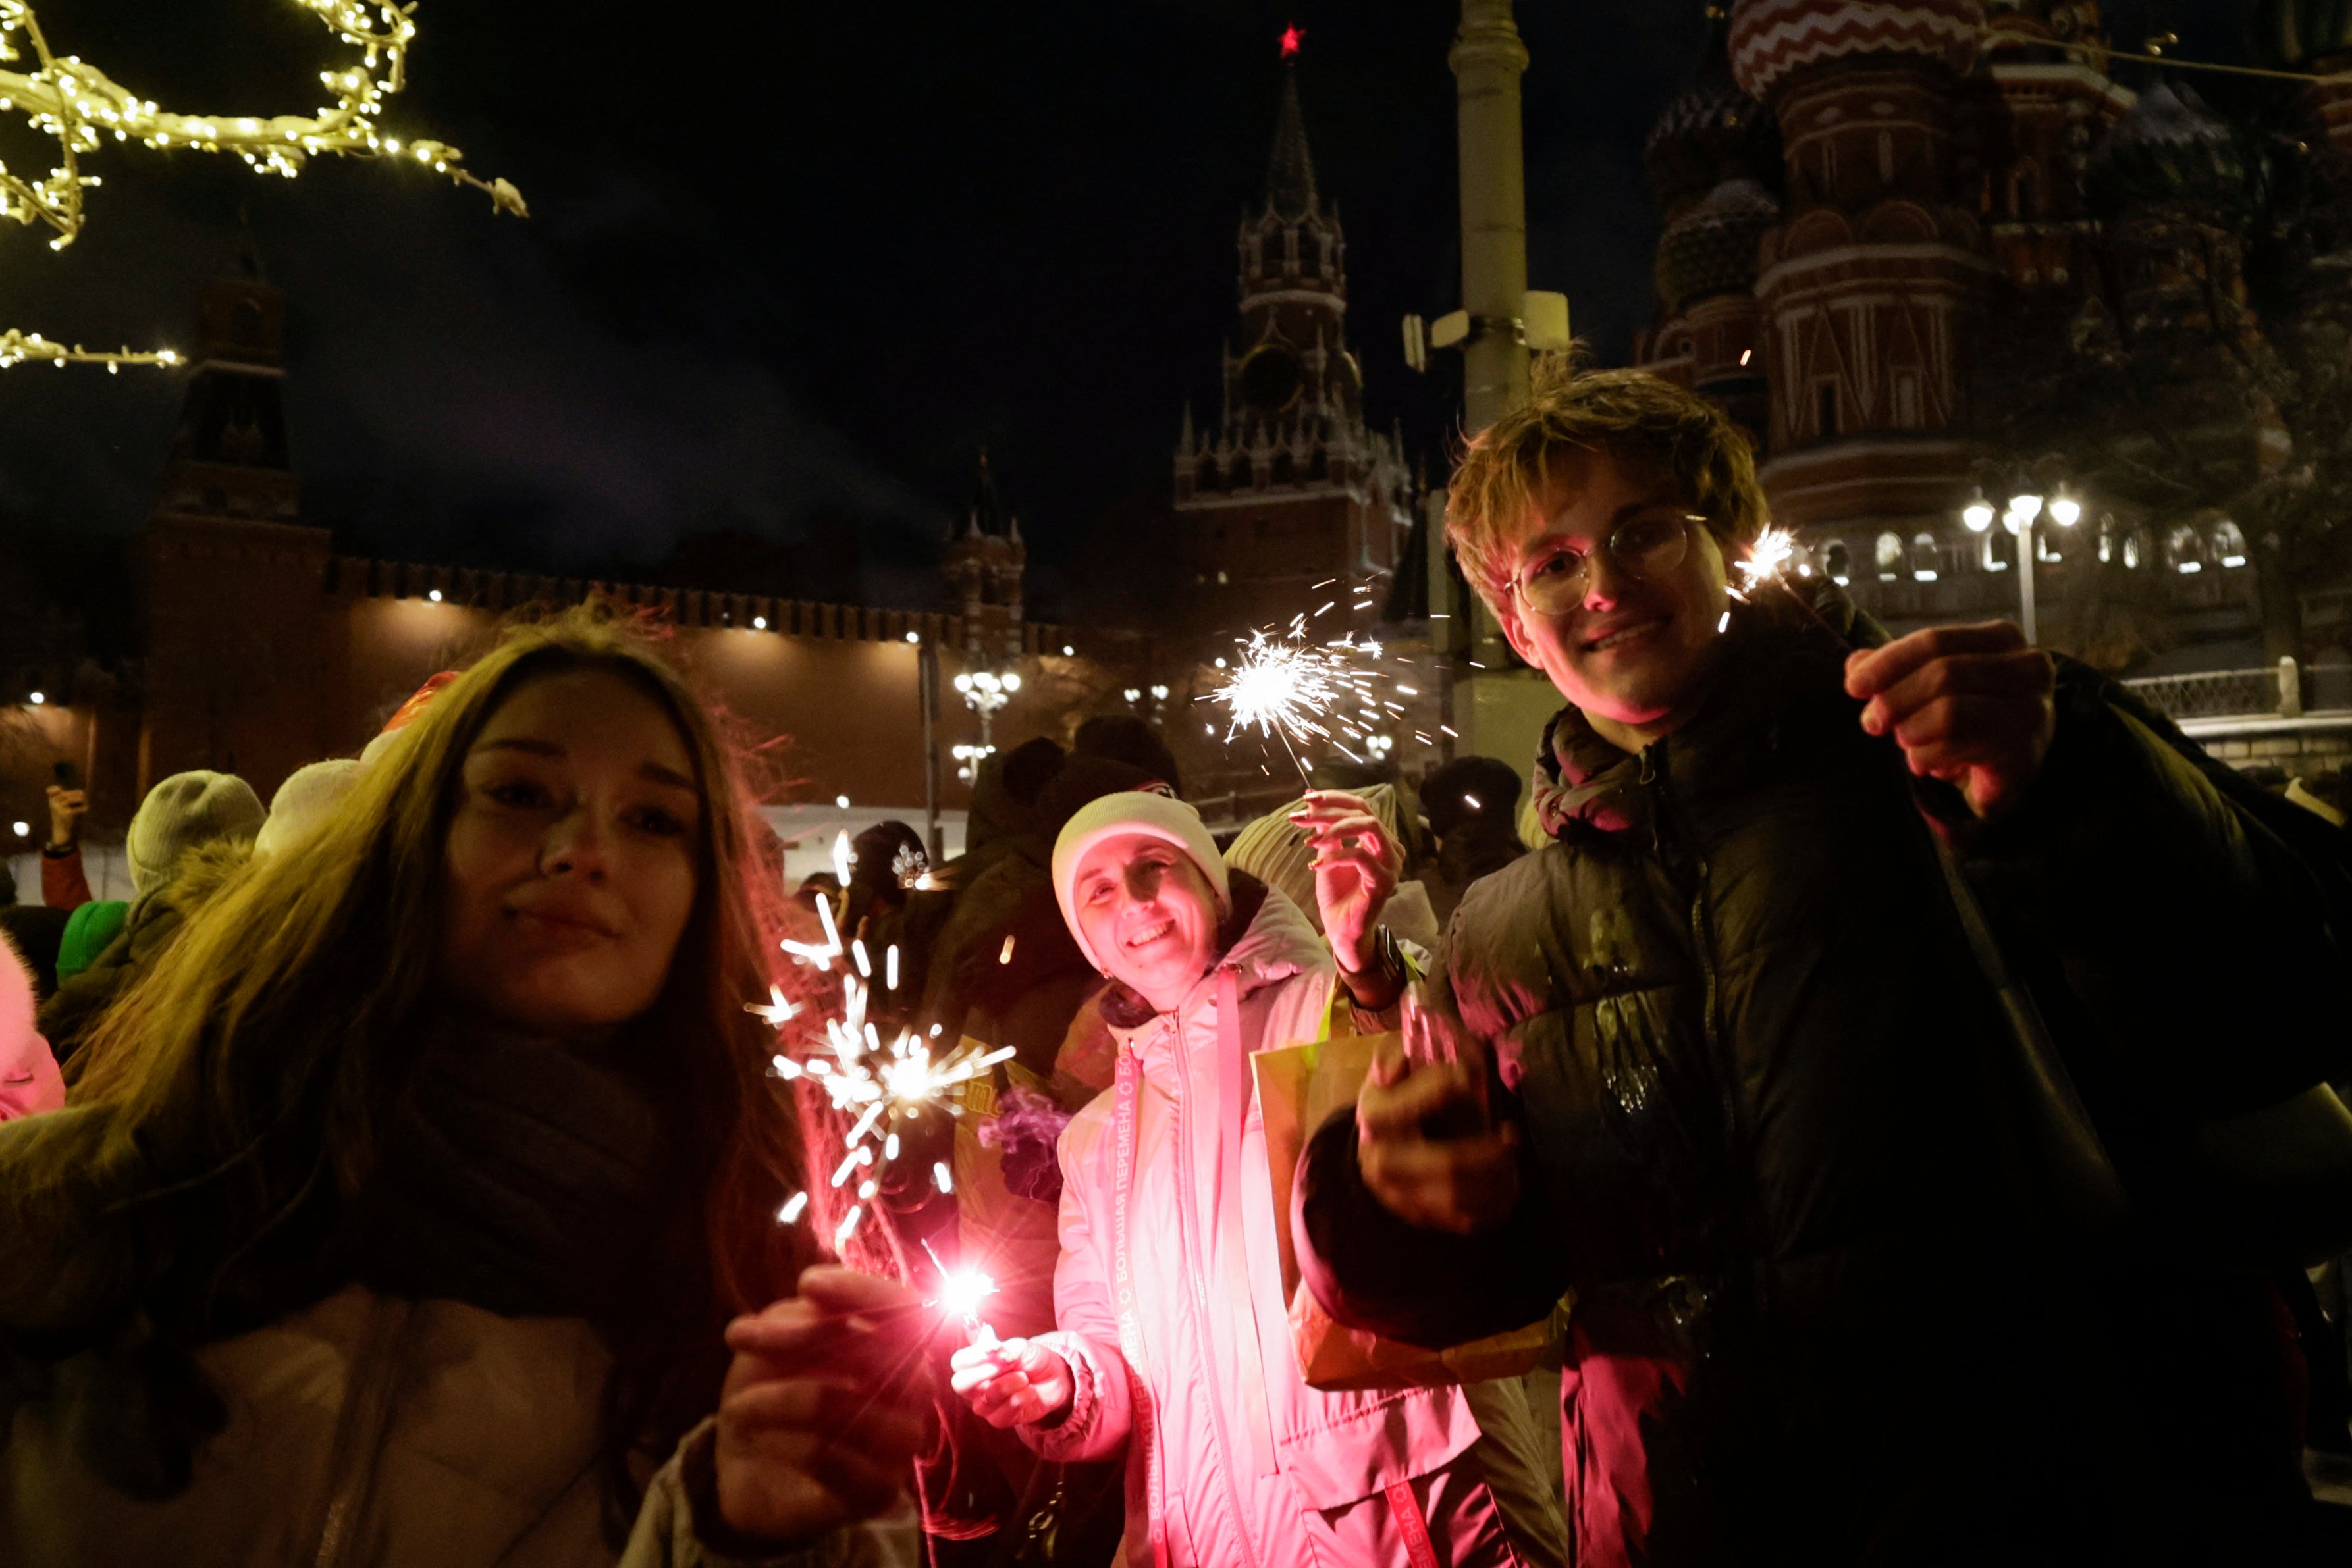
1729;524;1850;646
1734;526;1796;598
762;924;1017;1239
938;1266;999;1340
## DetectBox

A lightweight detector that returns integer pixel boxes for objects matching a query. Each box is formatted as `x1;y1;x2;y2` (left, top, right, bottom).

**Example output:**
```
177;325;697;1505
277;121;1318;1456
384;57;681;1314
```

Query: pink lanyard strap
1110;1045;1168;1552
1212;966;1278;1478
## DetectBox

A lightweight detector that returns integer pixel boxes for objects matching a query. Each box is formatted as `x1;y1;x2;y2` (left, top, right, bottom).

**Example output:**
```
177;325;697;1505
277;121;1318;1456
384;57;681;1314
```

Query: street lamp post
1961;483;2080;645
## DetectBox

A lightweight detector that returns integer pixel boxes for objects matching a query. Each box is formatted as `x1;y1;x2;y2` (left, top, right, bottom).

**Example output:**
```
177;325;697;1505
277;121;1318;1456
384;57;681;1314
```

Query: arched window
2097;521;2114;563
2124;529;2149;570
1823;539;1852;585
1196;457;1220;493
1911;532;1940;582
1979;529;2011;573
2212;519;2249;568
2166;524;2205;575
1875;530;1903;581
1270;452;1296;486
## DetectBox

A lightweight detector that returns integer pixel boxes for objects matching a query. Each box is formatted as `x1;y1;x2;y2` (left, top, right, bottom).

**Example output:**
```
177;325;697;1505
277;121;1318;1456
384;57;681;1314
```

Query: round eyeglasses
1510;511;1701;616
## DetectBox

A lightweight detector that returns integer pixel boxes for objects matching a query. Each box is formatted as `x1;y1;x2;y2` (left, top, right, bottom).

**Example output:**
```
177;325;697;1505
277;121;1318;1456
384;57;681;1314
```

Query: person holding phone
40;762;92;912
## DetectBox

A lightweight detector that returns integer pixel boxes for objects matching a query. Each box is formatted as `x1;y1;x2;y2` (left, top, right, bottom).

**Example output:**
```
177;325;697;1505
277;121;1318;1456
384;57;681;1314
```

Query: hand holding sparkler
1843;622;2054;819
714;1266;936;1545
949;1333;1075;1430
1290;789;1403;989
1354;988;1522;1236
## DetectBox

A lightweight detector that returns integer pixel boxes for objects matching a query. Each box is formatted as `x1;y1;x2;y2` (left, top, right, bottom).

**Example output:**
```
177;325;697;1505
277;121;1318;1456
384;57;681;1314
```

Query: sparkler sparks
769;908;1016;1222
1734;526;1796;599
1205;612;1433;780
937;1266;999;1336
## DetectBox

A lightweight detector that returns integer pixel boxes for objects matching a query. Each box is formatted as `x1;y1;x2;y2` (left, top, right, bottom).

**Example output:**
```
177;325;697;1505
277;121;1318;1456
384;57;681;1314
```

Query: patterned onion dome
2083;82;2248;218
1728;0;1987;101
2248;0;2352;70
1644;60;1779;212
1644;18;1780;213
1654;178;1782;317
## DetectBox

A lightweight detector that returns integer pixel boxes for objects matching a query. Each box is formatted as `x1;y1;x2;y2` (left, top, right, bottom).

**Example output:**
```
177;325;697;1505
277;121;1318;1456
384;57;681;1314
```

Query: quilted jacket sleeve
620;1418;921;1568
1017;1105;1136;1464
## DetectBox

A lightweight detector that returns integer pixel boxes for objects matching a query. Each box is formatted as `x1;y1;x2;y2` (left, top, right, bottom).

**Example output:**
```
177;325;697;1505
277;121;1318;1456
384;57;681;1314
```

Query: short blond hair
1446;361;1767;613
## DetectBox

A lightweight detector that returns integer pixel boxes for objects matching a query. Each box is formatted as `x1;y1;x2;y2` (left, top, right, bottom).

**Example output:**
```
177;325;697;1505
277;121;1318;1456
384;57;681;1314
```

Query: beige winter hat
126;770;265;895
255;758;365;858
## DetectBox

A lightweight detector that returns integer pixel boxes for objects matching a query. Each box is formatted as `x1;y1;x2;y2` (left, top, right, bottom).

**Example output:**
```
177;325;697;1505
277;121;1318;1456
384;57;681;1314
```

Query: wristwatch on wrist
41;841;74;859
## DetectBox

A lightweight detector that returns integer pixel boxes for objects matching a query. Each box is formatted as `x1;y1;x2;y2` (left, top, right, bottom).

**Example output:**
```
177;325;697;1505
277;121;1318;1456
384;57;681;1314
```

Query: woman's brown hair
8;604;809;1517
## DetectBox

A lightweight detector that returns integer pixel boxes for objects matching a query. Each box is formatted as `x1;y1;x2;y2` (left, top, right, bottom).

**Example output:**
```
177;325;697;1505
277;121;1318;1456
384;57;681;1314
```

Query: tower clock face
1239;345;1306;415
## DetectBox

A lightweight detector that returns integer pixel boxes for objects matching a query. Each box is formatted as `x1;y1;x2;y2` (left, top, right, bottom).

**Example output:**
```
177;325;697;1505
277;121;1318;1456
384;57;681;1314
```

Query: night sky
0;0;2230;625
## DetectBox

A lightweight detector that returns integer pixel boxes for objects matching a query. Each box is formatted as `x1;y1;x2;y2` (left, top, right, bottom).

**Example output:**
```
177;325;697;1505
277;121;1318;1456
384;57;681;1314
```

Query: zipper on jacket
1168;1006;1264;1568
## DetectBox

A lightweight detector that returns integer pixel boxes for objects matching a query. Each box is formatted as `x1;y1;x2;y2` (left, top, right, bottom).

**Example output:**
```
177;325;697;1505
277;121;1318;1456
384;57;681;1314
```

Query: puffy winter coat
0;1279;914;1568
0;931;62;1122
1298;596;2350;1565
1019;879;1561;1568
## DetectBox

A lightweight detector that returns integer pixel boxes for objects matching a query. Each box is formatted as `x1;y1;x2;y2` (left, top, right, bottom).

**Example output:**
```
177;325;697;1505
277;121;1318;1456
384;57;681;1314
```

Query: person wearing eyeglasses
1293;363;2352;1565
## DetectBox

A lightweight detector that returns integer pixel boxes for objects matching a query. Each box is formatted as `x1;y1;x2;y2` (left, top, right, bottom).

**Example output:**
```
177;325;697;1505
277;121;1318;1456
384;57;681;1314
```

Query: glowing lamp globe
1962;498;1995;533
2009;493;2043;525
2048;495;2081;527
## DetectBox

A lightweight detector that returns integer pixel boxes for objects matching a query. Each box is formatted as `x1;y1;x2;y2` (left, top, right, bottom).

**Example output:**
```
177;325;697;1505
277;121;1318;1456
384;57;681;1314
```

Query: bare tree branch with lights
0;0;523;371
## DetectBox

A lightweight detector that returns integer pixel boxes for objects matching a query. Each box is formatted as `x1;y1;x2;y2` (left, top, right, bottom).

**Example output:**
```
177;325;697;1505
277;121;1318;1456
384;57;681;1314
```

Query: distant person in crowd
1296;364;2352;1564
0;931;62;1123
0;608;928;1567
40;781;92;910
1071;713;1180;798
843;820;928;945
253;758;365;859
36;771;266;1065
885;737;1067;1025
949;789;1563;1567
791;870;842;913
1416;756;1527;926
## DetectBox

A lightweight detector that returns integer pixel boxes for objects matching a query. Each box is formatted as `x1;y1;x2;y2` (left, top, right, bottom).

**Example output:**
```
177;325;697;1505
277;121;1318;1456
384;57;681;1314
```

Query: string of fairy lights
0;0;521;370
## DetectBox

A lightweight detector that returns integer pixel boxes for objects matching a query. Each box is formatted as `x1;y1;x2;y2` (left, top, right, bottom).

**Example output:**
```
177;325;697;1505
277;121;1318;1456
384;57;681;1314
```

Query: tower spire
1266;66;1320;223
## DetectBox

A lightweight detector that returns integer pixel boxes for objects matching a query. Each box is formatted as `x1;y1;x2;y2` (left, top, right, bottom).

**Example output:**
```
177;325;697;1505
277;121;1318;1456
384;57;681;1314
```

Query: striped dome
1728;0;1985;100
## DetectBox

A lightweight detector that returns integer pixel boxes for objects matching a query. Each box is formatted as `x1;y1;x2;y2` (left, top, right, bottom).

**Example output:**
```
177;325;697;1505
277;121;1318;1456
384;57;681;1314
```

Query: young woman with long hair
0;607;929;1566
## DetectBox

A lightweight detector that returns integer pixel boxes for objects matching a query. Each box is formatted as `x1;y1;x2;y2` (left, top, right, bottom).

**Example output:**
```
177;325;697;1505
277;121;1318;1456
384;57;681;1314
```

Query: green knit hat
57;899;129;981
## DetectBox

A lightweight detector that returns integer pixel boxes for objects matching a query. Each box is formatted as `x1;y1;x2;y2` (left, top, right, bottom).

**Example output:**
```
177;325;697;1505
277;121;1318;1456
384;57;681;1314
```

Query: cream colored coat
1;1284;915;1568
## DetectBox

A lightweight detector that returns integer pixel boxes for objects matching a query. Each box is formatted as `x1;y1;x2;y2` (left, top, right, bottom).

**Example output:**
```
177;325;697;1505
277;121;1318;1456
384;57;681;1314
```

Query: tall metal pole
2018;519;2038;646
1450;0;1530;672
918;637;942;864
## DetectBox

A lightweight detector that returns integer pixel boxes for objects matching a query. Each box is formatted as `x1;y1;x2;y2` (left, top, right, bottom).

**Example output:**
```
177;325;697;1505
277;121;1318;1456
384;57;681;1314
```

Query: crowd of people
3;364;2351;1566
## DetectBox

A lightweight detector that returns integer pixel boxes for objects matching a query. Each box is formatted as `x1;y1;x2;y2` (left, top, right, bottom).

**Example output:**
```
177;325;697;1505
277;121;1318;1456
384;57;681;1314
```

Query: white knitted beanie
255;758;365;858
1052;791;1229;972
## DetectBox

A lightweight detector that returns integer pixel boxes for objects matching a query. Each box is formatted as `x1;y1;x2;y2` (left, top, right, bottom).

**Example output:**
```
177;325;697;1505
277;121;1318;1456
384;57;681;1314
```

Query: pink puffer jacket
1017;887;1559;1568
0;933;63;1123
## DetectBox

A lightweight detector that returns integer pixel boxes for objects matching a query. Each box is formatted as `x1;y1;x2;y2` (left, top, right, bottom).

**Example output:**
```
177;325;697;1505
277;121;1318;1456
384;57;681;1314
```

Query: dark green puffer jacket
1300;592;2349;1566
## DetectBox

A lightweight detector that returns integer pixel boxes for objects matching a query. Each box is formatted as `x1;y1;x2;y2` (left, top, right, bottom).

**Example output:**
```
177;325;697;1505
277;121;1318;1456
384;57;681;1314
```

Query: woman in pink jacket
951;789;1562;1567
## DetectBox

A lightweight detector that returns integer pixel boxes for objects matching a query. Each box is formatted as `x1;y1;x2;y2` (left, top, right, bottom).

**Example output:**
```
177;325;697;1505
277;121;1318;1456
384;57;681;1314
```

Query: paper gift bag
1254;1030;1553;1392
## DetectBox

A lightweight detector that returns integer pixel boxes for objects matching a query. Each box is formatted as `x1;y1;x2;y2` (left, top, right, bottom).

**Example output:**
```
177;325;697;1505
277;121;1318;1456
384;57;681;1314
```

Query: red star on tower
1279;24;1304;59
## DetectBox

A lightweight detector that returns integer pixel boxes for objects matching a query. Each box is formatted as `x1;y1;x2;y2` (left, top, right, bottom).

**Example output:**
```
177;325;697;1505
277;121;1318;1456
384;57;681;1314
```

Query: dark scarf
350;1020;673;1321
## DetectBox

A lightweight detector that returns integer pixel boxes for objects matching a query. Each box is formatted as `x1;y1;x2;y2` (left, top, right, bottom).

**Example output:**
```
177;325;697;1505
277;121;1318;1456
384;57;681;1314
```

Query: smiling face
437;667;703;1039
1069;832;1223;1014
1495;448;1733;751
